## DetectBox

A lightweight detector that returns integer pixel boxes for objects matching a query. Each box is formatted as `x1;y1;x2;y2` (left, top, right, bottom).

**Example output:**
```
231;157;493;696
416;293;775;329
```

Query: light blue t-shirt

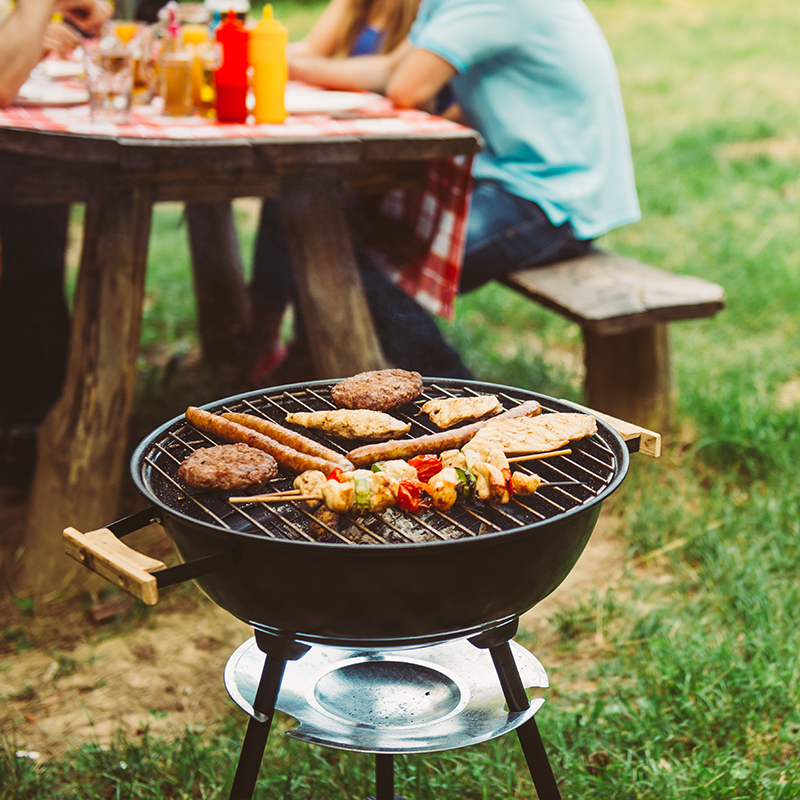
409;0;640;239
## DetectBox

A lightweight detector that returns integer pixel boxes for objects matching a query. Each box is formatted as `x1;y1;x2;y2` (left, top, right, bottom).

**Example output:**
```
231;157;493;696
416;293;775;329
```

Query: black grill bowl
131;379;629;648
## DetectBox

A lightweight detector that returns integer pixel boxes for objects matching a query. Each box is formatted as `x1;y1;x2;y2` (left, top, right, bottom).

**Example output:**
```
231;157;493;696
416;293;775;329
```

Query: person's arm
288;38;411;93
0;0;54;108
0;0;110;108
55;0;112;36
289;0;353;57
41;20;81;58
386;46;456;110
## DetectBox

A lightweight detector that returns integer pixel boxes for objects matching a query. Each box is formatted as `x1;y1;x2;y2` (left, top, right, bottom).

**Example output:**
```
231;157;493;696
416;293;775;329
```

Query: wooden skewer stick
507;448;572;463
229;493;318;504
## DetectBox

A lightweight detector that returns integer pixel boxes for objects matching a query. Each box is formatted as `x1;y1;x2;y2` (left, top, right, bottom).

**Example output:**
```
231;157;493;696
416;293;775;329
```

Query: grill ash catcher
63;379;660;799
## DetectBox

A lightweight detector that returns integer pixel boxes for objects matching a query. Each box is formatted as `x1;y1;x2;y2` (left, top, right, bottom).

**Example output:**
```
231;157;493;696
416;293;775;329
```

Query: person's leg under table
0;204;70;486
355;179;591;378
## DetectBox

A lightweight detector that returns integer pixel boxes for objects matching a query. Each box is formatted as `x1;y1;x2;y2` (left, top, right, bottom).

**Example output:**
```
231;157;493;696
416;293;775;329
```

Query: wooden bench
501;248;725;432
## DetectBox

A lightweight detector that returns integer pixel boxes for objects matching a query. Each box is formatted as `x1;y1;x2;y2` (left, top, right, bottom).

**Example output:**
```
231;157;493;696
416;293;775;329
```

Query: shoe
248;341;289;387
253;337;315;389
0;423;39;490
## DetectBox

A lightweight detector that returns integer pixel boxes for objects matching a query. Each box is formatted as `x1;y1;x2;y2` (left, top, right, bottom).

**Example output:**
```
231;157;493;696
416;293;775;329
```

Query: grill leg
364;754;409;800
470;622;563;800
229;634;310;800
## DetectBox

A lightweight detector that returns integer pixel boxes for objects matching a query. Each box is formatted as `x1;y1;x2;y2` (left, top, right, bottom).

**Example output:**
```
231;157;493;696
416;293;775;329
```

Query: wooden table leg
280;179;388;379
185;201;252;376
18;181;153;602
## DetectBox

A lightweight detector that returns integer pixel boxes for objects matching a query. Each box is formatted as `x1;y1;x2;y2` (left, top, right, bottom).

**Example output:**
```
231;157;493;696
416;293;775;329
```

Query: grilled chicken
420;395;503;429
511;472;544;495
293;469;328;506
440;449;467;470
377;459;418;481
285;410;411;441
426;467;460;511
470;412;597;454
321;479;355;513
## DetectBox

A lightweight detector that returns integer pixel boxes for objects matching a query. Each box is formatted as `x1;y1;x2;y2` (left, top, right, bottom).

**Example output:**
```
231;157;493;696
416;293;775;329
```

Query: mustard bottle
182;23;210;111
248;4;287;124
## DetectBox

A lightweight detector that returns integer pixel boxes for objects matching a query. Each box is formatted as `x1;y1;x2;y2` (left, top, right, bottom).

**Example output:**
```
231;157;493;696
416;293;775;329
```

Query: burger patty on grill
331;369;423;411
178;444;278;491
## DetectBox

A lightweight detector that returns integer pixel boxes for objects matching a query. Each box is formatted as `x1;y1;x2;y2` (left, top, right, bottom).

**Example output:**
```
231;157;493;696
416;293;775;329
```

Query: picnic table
0;91;481;595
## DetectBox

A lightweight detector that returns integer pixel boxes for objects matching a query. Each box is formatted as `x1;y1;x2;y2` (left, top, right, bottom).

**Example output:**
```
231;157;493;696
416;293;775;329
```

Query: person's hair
336;0;421;57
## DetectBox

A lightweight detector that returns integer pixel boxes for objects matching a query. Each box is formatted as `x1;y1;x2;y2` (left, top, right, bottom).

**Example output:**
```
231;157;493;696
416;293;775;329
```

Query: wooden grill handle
63;526;166;605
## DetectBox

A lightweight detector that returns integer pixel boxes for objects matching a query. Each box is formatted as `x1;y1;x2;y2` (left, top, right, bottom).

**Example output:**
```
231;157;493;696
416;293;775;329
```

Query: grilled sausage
185;407;344;476
221;412;353;470
347;400;542;467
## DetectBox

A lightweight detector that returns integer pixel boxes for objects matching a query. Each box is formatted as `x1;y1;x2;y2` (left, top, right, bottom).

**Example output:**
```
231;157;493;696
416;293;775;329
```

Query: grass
6;0;800;796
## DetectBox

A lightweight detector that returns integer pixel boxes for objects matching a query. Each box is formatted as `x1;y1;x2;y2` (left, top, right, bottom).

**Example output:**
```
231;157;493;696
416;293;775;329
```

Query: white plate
13;84;89;107
285;88;381;115
39;60;84;79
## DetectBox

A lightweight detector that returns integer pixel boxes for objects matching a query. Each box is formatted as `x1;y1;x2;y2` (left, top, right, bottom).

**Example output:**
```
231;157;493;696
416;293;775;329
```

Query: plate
39;60;84;79
285;87;381;115
13;84;89;107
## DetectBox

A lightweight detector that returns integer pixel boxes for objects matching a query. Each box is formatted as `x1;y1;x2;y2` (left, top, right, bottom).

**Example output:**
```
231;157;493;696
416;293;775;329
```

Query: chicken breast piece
511;471;544;496
285;410;411;441
427;467;460;511
470;412;597;454
421;395;503;429
293;470;328;506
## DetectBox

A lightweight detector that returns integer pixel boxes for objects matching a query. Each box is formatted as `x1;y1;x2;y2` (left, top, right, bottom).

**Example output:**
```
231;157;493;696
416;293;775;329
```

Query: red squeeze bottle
215;9;249;122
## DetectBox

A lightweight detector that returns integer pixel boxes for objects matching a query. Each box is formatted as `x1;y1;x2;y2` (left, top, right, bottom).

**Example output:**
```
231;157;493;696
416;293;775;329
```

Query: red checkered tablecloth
0;85;475;318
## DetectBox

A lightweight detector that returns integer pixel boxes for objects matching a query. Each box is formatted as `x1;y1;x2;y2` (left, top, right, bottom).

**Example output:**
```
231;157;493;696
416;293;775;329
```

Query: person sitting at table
0;0;111;107
247;0;428;386
284;0;641;379
0;0;111;488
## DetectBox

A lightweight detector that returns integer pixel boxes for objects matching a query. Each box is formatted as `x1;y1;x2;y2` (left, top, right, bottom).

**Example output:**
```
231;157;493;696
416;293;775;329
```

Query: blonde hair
336;0;421;57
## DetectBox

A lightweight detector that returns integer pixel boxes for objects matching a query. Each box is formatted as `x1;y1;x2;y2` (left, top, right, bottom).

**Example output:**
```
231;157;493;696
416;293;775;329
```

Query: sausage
221;412;353;470
347;400;542;467
185;407;344;476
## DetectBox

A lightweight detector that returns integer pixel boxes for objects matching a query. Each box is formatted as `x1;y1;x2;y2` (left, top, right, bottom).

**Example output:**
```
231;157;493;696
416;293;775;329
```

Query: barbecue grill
64;378;655;800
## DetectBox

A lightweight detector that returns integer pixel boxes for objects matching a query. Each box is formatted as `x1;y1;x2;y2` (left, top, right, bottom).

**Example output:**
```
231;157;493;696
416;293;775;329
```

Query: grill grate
137;381;622;545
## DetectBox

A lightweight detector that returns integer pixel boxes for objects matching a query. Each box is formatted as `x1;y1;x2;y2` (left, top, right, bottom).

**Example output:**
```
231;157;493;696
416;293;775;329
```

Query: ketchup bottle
214;9;249;123
248;4;287;124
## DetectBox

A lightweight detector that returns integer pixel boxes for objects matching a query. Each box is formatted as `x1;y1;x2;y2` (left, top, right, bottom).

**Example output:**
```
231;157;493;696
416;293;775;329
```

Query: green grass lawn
6;0;800;796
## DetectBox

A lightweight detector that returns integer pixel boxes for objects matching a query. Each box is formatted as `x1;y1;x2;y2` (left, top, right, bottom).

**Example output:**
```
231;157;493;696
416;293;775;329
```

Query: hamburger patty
178;444;278;491
331;369;423;411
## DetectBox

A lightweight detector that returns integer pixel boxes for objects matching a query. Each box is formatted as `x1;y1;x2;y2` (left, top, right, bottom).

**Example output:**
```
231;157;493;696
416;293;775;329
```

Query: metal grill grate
136;380;622;545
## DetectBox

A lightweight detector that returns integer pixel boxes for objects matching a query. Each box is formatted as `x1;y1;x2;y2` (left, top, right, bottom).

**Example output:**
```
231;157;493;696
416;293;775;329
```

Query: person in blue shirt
285;0;640;379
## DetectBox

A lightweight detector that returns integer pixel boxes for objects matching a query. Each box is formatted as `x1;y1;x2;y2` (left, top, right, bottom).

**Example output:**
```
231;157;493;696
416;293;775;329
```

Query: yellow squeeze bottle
248;4;287;124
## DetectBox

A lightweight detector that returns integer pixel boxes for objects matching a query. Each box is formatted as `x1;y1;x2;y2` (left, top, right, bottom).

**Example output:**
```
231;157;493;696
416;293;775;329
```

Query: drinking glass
84;39;134;125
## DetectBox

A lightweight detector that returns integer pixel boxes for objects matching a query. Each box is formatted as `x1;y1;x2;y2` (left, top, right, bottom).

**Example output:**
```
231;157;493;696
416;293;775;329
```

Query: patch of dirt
1;504;668;763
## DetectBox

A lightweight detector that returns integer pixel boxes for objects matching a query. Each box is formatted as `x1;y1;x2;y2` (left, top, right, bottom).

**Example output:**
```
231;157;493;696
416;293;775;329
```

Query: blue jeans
250;180;591;378
460;179;592;292
360;179;592;376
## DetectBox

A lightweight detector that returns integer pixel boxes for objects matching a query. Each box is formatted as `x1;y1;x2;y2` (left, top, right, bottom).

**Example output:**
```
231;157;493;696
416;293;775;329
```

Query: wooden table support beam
19;180;153;602
280;178;388;379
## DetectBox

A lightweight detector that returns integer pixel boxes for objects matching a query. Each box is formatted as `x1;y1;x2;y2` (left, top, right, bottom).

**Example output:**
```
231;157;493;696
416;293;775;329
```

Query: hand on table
41;20;82;59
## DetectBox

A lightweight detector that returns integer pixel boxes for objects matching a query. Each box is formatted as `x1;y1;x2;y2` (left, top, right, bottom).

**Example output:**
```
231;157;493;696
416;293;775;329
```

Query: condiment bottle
214;9;249;123
182;23;210;110
248;4;287;124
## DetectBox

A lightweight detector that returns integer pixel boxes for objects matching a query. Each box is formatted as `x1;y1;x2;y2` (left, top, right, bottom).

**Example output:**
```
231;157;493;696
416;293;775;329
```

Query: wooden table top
0;89;483;189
